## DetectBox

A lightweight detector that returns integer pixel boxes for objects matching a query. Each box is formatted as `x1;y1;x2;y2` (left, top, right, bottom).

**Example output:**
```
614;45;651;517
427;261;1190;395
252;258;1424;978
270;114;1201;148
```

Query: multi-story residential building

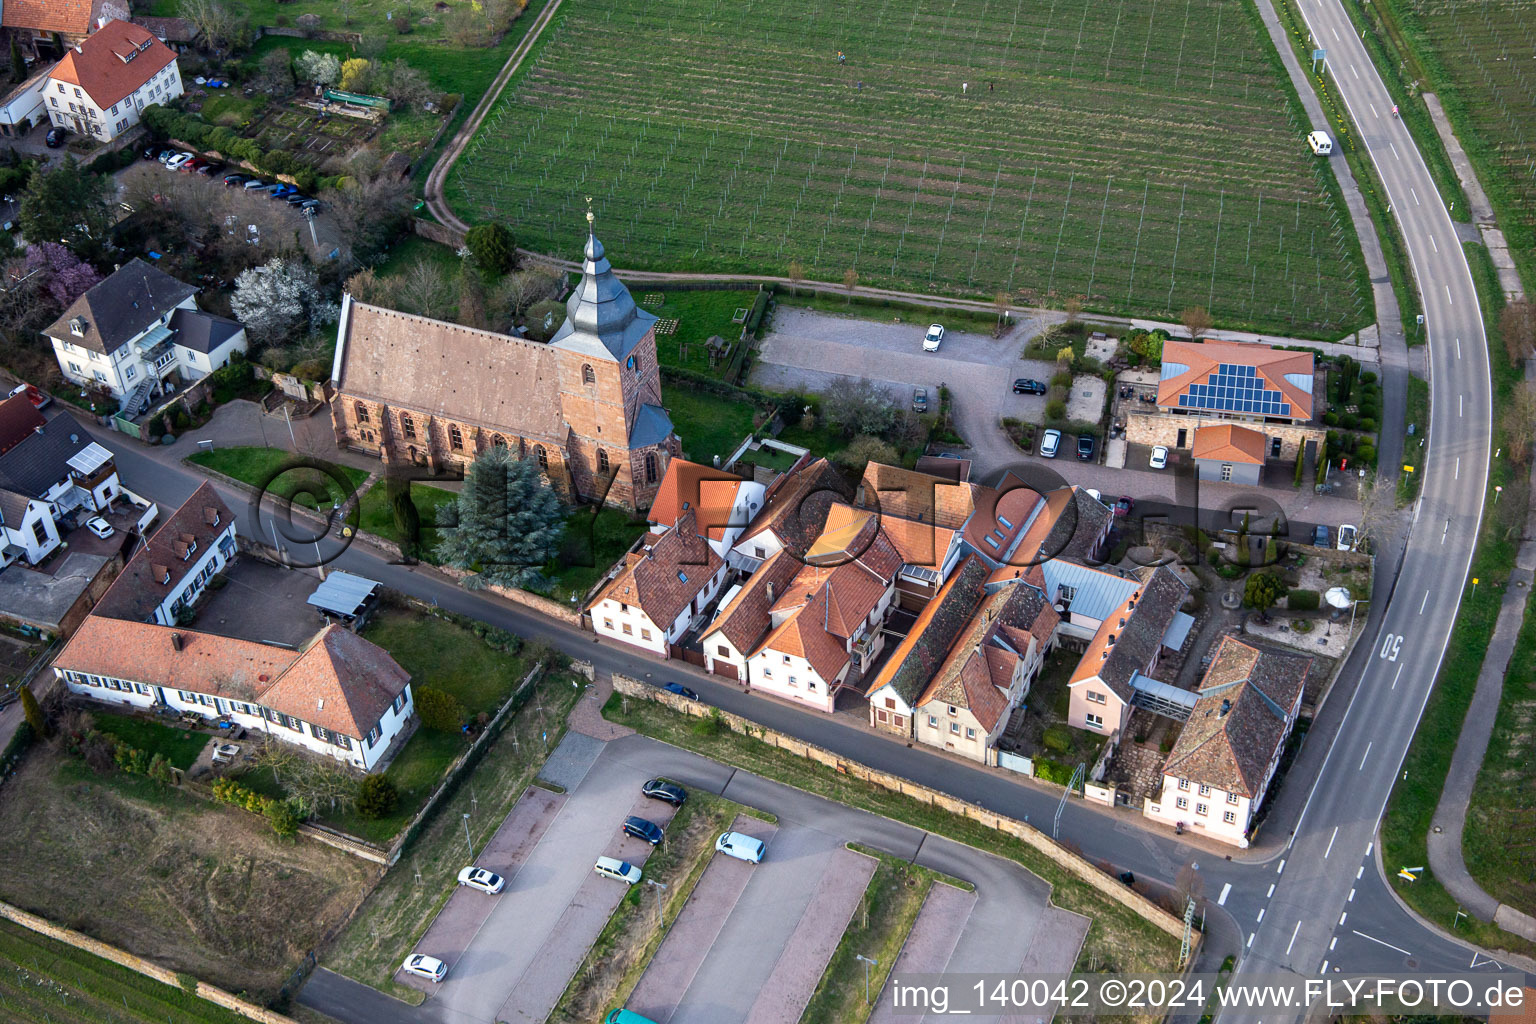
44;19;182;142
727;455;845;570
43;260;247;411
912;577;1059;764
647;458;765;560
1144;636;1310;846
700;549;802;683
91;482;235;626
0;399;122;567
55;618;416;772
587;509;726;656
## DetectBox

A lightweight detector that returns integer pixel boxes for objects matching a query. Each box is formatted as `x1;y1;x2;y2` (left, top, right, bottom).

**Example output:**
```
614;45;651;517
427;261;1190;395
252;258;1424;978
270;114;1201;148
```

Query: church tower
549;210;677;509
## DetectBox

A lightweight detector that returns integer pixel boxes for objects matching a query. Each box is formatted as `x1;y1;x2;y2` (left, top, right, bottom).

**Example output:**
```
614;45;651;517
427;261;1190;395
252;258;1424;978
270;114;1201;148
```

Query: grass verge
1378;240;1536;957
1397;375;1429;505
356;479;458;550
547;790;742;1023
798;844;939;1024
602;694;1180;974
187;447;371;508
0;917;251;1024
322;669;585;1001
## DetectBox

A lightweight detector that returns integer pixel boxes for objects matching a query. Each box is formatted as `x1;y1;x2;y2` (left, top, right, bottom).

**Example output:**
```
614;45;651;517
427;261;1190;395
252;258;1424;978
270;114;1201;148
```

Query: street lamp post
461;812;472;858
645;879;668;928
855;954;878;1005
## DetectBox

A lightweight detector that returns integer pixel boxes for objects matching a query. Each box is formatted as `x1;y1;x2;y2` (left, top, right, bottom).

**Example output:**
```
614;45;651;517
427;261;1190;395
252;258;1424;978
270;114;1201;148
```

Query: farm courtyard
447;0;1371;337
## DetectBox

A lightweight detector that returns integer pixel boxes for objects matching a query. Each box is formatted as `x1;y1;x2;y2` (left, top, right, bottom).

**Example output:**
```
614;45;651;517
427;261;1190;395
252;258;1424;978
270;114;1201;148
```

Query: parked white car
401;954;447;982
1149;445;1169;470
1336;524;1358;552
715;831;766;864
164;152;194;169
923;324;945;351
456;866;505;894
84;516;114;539
1039;428;1062;458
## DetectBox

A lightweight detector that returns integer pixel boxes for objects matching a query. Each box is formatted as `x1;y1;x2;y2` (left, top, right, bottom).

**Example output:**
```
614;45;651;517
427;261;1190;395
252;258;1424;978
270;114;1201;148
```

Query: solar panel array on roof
1175;363;1292;417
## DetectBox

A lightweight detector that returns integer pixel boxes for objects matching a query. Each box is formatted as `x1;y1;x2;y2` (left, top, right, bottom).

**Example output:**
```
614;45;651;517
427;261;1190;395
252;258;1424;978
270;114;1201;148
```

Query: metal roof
1039;560;1138;620
307;571;380;618
549;229;656;363
1162;611;1195;650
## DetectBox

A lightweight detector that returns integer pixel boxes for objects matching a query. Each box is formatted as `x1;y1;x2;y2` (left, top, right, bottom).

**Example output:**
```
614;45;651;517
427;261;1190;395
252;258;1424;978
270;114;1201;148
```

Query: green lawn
371;234;464;279
539;506;648;602
0;918;252;1024
1397;375;1428;505
663;386;759;468
187;447;371;509
356;479;459;548
198;92;264;126
447;0;1368;337
644;289;757;376
90;712;210;771
362;608;532;717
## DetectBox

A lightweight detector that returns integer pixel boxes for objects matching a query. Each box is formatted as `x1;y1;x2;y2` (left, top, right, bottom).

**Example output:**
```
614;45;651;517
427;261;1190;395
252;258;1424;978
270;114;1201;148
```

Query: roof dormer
69;317;86;337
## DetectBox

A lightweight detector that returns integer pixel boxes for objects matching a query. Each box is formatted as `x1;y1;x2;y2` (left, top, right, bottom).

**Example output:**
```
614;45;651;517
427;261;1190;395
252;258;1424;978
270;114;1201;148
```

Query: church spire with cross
550;199;655;363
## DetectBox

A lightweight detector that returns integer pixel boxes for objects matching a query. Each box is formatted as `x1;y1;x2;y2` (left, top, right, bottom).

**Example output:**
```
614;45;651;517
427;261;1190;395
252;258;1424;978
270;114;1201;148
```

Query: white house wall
152;524;237;625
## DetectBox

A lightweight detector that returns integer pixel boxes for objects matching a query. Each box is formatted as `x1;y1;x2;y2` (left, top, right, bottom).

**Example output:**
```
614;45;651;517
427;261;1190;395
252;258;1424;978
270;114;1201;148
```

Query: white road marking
1456;337;1461;358
1411;187;1420;206
1267;884;1276;898
1287;919;1302;955
1390;141;1400;161
1247;932;1255;949
1331;25;1339;40
1359;742;1372;771
1219;883;1232;905
1257;908;1266;923
1349;888;1356;902
1339;911;1348;926
1420;590;1430;613
1325;826;1339;858
1430;234;1439;253
1369;101;1379;119
1322;959;1330;973
1278;859;1286;874
1447;284;1455;305
1367;842;1373;856
1330;936;1338;950
1460;393;1464;416
1456;457;1460;479
1357;865;1365;879
1392;663;1404;690
1350;63;1358;79
1353;929;1411;956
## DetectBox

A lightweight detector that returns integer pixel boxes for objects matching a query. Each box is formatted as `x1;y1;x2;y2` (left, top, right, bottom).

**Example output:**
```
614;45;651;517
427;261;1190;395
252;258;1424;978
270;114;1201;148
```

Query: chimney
766;582;775;602
170;632;182;652
1220;698;1232;716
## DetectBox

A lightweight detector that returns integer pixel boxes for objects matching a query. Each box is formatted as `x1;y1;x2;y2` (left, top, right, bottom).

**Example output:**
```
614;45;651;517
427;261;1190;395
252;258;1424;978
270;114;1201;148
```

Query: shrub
20;685;49;738
1322;411;1339;427
1045;398;1067;420
415;686;464;731
464;222;518;277
1360;370;1377;384
1050;371;1072;389
265;798;303;837
356;774;399;819
1357;418;1377;433
1033;758;1074;785
1341;413;1360;431
1355;444;1377;465
1041;726;1073;754
1287;589;1321;611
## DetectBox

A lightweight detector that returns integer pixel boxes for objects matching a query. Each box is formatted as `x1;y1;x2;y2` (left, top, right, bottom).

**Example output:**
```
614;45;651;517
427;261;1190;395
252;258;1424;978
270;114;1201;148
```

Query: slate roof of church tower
549;223;656;364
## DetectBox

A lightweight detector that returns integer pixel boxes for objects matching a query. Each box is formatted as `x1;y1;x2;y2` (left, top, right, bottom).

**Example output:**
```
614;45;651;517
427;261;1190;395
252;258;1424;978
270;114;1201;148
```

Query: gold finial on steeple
585;195;594;226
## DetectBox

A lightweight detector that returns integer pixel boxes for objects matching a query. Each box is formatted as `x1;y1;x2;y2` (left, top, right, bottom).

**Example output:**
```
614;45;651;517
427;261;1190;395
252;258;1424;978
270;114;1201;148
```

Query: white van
715;831;766;864
594;856;642;885
1307;131;1333;155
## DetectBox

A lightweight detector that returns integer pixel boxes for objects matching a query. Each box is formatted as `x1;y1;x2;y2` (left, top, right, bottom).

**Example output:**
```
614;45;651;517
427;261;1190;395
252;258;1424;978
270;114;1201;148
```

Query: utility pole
461;812;472;858
645;879;668;928
855;954;878;1005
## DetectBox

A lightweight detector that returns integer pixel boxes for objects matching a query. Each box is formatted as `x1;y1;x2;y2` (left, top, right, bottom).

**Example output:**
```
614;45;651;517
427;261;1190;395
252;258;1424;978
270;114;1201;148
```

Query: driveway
751;307;1055;482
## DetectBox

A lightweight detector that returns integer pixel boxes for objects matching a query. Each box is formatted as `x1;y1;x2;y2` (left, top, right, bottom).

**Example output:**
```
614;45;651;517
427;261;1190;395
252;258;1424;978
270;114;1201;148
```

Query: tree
179;0;248;52
26;241;101;306
435;445;567;590
787;260;804;283
821;376;895;438
458;266;488;330
1507;381;1536;466
494;266;563;324
356;774;398;819
1243;572;1284;618
328;172;413;269
464;222;517;277
265;798;303;838
19;686;48;739
414;686;464;731
1180;306;1212;342
9;38;24;85
230;258;339;344
842;267;858;303
1062;294;1083;324
836;434;900;471
18;158;113;261
1501;299;1536;364
394;260;454;320
339;58;374;93
252;50;294;97
374;59;433;108
295;50;342;86
524;298;565;341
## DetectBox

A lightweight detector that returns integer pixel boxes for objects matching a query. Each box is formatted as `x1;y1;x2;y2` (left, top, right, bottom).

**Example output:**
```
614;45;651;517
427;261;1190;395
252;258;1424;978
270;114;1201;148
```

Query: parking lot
304;732;1086;1024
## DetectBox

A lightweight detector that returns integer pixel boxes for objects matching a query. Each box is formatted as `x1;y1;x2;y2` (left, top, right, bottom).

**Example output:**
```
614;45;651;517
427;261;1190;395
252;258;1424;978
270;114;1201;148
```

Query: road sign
1312;48;1327;74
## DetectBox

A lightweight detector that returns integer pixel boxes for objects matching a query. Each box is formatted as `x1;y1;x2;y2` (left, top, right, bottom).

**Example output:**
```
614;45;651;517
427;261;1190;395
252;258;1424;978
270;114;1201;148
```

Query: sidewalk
1421;94;1525;303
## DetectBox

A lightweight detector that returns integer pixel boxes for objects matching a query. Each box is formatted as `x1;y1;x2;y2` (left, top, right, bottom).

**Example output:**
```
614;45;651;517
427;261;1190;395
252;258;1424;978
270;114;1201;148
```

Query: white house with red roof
54;617;416;771
586;508;727;656
647;458;765;560
44;19;181;141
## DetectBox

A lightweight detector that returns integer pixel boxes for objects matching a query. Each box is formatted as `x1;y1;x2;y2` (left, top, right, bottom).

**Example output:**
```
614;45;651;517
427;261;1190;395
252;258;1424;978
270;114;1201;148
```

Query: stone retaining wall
0;900;300;1024
612;675;1191;942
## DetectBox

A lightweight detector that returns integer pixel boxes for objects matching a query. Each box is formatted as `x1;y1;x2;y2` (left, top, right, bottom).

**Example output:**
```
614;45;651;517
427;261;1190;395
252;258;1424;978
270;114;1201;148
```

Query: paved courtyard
193;557;327;648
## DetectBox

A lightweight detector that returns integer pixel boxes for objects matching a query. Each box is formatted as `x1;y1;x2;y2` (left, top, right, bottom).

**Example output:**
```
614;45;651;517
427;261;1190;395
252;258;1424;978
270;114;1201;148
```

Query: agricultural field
1371;0;1536;287
447;0;1371;337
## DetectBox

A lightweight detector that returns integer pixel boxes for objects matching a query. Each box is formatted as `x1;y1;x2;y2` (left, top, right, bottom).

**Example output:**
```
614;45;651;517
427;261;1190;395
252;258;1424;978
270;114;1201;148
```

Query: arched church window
645;452;658;483
400;413;416;440
535;446;549;471
355;402;369;423
449;424;464;451
492;434;507;448
582;364;595;384
597;448;610;474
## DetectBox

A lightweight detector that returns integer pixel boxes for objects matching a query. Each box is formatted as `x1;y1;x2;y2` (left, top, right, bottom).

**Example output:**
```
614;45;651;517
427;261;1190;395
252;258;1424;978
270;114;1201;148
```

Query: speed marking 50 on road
1379;634;1404;661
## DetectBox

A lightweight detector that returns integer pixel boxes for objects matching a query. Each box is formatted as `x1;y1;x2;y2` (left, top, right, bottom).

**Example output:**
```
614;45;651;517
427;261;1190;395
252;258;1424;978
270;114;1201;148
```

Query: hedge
1287;589;1321;611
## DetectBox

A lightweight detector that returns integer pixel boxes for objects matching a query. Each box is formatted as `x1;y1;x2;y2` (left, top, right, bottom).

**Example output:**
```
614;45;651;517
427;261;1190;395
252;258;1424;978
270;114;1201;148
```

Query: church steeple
549;202;655;362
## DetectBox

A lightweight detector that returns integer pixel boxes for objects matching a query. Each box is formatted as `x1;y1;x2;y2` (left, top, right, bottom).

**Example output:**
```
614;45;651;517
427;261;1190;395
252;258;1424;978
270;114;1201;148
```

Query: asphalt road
1213;0;1497;1014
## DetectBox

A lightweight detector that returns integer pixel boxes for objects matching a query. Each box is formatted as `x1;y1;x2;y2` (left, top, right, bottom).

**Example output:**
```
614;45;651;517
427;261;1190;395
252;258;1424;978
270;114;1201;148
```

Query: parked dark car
196;162;222;176
912;387;928;413
223;173;250;186
1076;434;1096;461
621;816;665;846
661;682;699;700
1012;378;1047;395
283;192;314;206
44;127;66;148
641;779;687;806
142;143;172;160
1312;525;1330;547
298;199;324;212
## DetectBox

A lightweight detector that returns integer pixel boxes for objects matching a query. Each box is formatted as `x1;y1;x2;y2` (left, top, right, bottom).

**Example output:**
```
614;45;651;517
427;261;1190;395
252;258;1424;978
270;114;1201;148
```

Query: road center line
1369;101;1379;119
1456;456;1460;480
1411;187;1420;206
1257;907;1266;923
1321;959;1330;974
1357;866;1365;879
1390;141;1400;161
1331;25;1339;40
1367;842;1373;856
1218;883;1231;905
1456;337;1461;358
1431;234;1439;253
1247;933;1255;949
1330;936;1338;950
1353;929;1411;956
1287;919;1302;955
1325;825;1339;858
1348;888;1356;902
1460;393;1464;417
1339;911;1348;926
1267;883;1275;898
1392;663;1404;690
1277;859;1286;874
1350;63;1359;79
1446;284;1455;305
1420;589;1430;613
1359;742;1372;771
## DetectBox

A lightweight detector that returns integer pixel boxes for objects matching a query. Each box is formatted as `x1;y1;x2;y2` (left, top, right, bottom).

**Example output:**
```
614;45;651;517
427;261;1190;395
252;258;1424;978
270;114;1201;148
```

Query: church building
328;217;678;509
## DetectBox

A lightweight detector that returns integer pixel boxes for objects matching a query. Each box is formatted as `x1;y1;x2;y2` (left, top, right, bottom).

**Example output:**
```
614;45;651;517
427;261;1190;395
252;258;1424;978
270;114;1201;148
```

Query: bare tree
1501;299;1536;365
1180;306;1213;342
1355;476;1399;551
395;260;454;320
842;267;858;304
179;0;248;52
493;265;563;326
1062;294;1083;325
1507;380;1536;465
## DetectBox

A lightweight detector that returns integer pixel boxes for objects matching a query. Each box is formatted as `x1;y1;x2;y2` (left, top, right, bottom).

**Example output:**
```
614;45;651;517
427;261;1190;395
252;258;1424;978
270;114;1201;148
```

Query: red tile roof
92;481;233;622
54;618;410;739
702;549;802;653
2;0;105;36
858;462;975;528
590;509;722;626
649;458;747;542
50;19;177;110
1191;424;1267;465
1157;340;1314;421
